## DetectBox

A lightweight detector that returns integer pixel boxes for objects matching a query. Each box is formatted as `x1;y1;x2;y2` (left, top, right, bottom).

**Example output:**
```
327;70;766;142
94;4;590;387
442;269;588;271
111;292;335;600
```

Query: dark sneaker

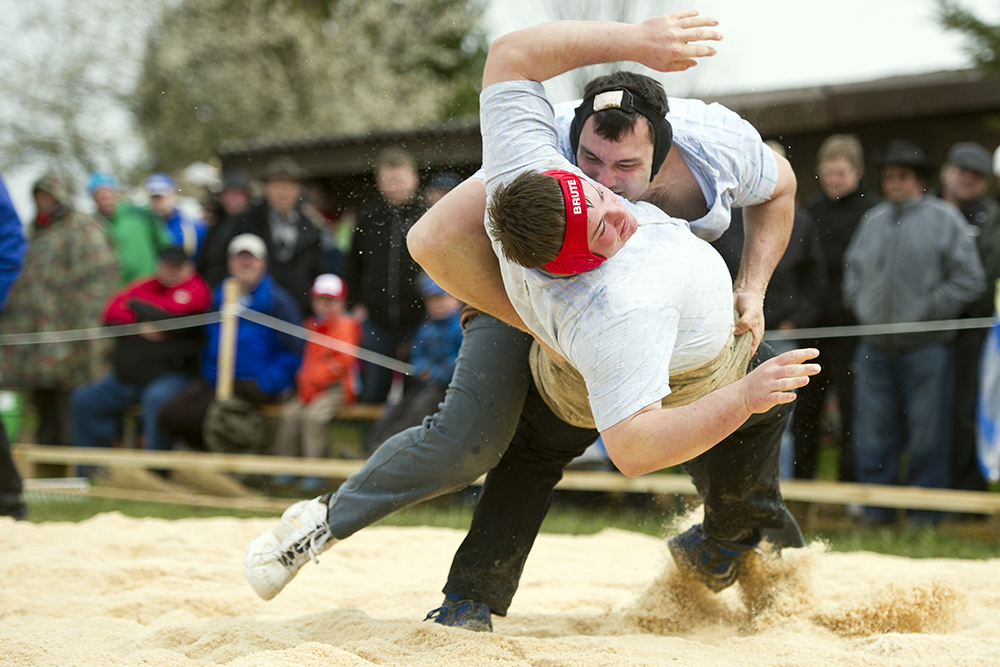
424;594;493;632
243;495;336;600
668;523;758;592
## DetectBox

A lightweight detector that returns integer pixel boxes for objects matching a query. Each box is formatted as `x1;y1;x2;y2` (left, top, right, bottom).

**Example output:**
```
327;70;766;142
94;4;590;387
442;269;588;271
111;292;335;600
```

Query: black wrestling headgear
569;89;673;180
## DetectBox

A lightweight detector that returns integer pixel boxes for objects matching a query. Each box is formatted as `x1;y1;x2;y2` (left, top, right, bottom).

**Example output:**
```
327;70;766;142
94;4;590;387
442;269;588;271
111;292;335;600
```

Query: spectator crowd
1;136;1000;524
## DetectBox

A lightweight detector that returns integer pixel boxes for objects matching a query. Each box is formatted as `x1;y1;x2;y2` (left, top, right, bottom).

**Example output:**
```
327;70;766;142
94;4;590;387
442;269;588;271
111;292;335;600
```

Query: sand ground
2;511;999;666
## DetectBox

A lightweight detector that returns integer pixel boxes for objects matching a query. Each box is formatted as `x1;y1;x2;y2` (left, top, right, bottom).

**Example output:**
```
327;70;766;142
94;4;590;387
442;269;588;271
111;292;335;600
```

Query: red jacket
102;273;212;385
297;313;362;404
103;273;212;324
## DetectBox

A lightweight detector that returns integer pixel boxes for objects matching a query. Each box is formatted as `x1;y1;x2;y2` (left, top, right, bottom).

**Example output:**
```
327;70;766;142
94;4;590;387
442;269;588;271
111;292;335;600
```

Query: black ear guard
569;89;673;179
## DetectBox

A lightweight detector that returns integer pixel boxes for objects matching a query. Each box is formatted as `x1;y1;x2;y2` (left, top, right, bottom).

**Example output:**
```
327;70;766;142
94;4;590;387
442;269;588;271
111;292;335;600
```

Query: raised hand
634;10;724;72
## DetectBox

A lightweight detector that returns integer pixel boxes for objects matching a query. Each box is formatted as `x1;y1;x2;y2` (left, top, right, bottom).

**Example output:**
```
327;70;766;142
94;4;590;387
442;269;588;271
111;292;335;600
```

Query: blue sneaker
424;594;493;632
667;524;758;592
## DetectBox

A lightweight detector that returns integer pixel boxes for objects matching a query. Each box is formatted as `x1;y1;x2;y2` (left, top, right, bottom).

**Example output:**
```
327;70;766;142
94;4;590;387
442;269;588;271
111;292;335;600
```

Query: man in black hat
843;138;986;524
201;156;323;315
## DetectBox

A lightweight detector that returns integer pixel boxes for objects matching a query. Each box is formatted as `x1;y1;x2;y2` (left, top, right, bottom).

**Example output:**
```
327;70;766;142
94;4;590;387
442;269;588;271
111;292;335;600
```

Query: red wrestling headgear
541;169;606;275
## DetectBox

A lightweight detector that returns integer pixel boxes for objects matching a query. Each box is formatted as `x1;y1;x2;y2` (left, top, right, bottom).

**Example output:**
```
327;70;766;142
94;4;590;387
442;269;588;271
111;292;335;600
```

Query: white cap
227;233;267;259
993;145;1000;177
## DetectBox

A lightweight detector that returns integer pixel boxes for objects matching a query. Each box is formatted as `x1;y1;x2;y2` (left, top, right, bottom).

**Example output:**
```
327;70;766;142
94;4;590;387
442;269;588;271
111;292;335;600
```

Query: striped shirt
482;80;734;431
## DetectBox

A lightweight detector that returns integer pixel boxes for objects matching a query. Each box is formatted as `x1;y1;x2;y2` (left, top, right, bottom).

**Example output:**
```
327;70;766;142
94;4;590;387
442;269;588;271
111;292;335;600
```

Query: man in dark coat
202;157;323;316
343;147;428;403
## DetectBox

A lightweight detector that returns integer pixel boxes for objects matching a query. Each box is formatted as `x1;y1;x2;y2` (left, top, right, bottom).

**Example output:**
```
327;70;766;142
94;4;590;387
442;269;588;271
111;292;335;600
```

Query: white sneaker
243;496;337;600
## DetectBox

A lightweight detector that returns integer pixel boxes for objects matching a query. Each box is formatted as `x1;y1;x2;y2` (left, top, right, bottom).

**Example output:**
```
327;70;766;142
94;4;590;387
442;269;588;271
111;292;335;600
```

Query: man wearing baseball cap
940;142;999;228
158;233;303;451
144;172;207;259
70;245;212;458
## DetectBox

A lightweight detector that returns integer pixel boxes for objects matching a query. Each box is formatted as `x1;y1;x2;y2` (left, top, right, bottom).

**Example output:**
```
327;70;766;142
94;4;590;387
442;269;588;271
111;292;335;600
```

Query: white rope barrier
763;316;995;341
0;304;414;375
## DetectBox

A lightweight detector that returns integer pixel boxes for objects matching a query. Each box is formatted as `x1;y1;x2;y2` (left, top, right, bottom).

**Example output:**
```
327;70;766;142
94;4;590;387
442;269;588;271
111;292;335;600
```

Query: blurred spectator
843;138;985;524
365;275;462;453
226;157;324;315
938;142;1000;494
0;173;119;446
273;274;361;492
423;171;461;207
158;234;302;450
70;246;211;455
304;182;354;278
197;170;254;286
0;172;27;520
792;134;880;482
712;203;827;479
344;147;428;403
144;172;207;259
993;146;1000;202
88;172;168;285
939;142;999;227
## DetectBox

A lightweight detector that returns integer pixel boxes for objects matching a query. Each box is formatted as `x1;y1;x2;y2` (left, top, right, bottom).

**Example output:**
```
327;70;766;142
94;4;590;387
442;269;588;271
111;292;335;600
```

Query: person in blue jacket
158;234;302;450
0;172;28;519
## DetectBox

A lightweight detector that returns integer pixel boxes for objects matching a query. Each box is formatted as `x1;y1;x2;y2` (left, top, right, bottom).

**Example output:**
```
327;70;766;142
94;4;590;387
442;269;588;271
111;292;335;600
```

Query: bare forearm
482;12;720;88
604;385;752;477
734;153;796;296
407;178;528;332
602;347;820;477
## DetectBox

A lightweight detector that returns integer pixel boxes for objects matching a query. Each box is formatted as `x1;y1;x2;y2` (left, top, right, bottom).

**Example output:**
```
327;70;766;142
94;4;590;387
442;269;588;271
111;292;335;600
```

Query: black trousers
952;328;988;492
792;336;857;481
445;342;792;616
0;419;25;517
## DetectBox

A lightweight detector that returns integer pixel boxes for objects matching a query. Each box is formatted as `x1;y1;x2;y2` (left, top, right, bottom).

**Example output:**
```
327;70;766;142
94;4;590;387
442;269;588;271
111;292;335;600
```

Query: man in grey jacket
844;138;985;525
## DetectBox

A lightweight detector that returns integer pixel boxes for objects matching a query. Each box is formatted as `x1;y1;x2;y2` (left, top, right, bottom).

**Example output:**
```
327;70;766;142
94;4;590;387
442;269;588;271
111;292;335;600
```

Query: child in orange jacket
273;274;361;491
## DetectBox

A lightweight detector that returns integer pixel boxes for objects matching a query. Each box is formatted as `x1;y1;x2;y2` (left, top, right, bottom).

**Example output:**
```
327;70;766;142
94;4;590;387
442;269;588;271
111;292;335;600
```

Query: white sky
6;0;999;219
484;0;1000;101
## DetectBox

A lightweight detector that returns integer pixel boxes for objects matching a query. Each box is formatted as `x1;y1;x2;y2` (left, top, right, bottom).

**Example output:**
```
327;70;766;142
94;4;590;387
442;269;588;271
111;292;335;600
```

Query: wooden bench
120;402;384;453
11;444;1000;516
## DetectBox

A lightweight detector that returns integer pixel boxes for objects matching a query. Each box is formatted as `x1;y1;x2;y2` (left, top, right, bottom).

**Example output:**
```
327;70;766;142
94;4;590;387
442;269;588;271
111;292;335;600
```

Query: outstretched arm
482;11;721;88
602;347;820;477
409;11;722;333
733;150;797;355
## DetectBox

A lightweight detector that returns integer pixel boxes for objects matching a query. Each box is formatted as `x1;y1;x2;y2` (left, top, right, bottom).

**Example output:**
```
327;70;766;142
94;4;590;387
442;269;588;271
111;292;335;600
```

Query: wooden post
216;278;241;401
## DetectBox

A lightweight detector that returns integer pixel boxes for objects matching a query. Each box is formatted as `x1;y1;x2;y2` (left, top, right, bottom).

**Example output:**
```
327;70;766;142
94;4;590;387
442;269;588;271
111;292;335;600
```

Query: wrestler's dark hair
581;71;670;145
487;171;568;270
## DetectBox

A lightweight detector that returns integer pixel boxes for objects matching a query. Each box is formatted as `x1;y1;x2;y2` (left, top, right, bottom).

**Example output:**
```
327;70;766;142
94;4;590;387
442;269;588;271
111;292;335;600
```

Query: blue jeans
852;341;953;523
71;372;193;451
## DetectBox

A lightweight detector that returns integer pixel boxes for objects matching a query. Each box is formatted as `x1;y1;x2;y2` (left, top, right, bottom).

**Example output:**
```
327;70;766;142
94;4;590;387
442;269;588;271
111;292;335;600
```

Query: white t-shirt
481;80;734;431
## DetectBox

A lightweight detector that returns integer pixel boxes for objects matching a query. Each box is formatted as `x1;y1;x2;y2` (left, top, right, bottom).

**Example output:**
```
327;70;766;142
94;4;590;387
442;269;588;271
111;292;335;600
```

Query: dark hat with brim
262;156;308;182
159;245;188;264
222;169;252;192
876;139;935;175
